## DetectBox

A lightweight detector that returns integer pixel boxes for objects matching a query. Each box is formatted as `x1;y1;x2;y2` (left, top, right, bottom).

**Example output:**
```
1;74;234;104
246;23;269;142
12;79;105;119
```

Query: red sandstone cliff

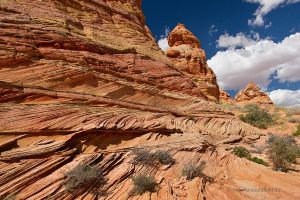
166;24;220;101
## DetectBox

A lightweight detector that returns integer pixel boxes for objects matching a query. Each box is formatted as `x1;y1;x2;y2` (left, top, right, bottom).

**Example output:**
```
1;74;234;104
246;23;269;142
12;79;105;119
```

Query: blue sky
142;0;300;106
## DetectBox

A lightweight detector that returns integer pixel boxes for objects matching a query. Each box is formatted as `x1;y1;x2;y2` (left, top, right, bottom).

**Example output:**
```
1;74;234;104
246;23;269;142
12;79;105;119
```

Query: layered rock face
235;82;273;104
220;89;235;104
166;24;220;101
0;1;297;200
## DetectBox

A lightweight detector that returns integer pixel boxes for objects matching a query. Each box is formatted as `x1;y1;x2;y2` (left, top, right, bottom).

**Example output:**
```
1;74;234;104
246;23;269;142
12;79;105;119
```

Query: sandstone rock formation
235;82;273;104
0;1;298;200
166;24;220;101
220;89;235;104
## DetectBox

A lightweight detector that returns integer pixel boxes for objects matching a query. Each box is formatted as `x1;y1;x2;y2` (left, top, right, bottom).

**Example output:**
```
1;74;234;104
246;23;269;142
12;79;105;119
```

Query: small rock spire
168;23;201;48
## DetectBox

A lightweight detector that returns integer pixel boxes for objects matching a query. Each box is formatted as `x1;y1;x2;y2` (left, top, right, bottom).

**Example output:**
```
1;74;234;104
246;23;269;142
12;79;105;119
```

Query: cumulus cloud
268;89;300;106
246;0;300;27
217;32;260;49
208;32;300;90
158;27;170;52
158;38;170;52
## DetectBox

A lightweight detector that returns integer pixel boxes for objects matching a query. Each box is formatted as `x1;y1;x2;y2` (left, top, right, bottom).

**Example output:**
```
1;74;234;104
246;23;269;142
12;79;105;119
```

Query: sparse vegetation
240;104;274;129
182;161;206;180
233;146;268;166
293;124;300;136
267;135;300;172
233;146;251;158
131;175;157;195
132;149;175;166
153;150;175;165
132;149;156;166
65;164;106;192
248;157;268;166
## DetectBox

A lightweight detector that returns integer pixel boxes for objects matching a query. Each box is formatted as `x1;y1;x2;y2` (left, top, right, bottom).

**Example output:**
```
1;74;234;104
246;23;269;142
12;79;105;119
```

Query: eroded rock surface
0;1;298;200
235;82;273;104
220;89;235;104
166;24;220;101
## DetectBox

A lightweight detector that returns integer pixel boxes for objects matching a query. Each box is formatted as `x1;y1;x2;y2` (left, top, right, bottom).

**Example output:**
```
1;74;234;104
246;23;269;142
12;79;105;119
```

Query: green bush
153;150;175;165
65;164;105;192
293;124;300;136
240;104;274;129
182;161;206;180
233;146;268;166
233;146;251;158
131;175;157;195
267;135;300;172
248;157;268;166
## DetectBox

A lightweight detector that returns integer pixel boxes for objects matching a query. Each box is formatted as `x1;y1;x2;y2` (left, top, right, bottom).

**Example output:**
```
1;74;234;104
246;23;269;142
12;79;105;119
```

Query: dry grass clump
132;149;175;166
182;161;206;180
65;164;106;194
130;175;157;195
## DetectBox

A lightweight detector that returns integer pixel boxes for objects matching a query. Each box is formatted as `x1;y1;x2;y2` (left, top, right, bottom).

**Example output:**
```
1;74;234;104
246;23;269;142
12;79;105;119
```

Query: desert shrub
131;175;157;195
132;149;175;166
293;124;300;136
267;135;300;172
132;149;156;166
65;164;105;192
153;150;175;165
233;146;268;166
182;161;206;180
248;157;268;166
233;146;251;159
240;104;274;129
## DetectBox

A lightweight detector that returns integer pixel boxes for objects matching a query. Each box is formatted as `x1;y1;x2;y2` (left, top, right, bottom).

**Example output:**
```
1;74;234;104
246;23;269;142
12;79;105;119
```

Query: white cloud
217;32;260;49
265;21;272;29
158;38;170;52
268;89;300;106
158;27;170;52
208;32;300;90
276;57;300;82
209;25;218;36
246;0;300;27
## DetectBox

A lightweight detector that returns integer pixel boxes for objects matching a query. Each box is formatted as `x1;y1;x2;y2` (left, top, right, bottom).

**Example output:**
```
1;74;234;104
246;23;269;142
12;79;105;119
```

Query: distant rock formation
166;24;220;101
235;82;273;104
220;89;235;104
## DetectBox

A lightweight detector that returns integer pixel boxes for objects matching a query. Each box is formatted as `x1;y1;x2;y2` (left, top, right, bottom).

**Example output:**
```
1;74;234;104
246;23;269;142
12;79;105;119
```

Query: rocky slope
0;1;298;200
219;89;235;104
166;24;220;101
235;82;273;104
